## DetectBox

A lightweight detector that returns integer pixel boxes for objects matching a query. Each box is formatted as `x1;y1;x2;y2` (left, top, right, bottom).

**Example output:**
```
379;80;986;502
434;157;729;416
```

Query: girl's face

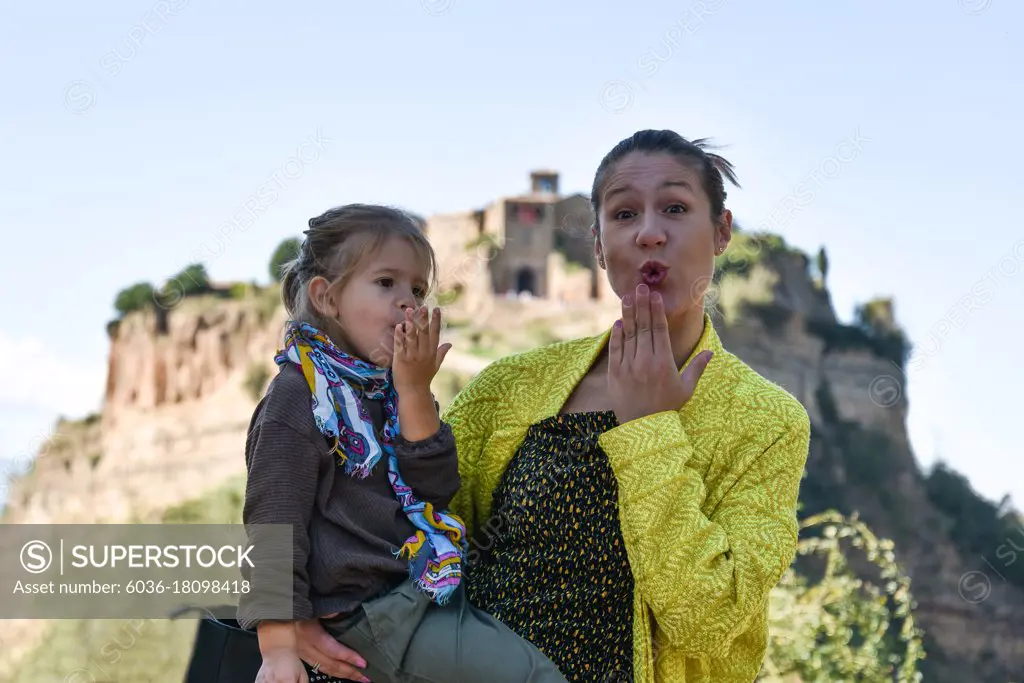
314;236;429;366
594;152;731;323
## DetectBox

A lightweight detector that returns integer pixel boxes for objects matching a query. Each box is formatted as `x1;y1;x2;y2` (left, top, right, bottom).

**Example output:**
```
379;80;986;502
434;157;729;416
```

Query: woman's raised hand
607;283;712;425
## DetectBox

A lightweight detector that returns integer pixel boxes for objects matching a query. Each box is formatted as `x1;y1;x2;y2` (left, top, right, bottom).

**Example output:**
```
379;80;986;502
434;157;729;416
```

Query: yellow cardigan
442;314;810;683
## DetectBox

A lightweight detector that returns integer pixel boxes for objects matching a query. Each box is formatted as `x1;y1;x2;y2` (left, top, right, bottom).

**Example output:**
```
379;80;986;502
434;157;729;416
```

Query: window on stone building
515;204;543;224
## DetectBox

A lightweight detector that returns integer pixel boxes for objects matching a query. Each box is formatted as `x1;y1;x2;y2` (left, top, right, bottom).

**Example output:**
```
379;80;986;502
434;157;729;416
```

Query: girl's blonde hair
280;203;437;333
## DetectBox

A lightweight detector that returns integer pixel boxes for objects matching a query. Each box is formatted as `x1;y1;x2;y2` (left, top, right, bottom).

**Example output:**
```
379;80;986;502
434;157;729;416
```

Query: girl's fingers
430;307;442;349
621;293;637;363
404;307;414;336
415;306;429;356
393;323;405;359
436;341;452;368
403;307;416;354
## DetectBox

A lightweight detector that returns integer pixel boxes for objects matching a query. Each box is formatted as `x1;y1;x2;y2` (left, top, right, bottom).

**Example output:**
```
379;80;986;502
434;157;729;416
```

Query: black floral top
466;411;634;682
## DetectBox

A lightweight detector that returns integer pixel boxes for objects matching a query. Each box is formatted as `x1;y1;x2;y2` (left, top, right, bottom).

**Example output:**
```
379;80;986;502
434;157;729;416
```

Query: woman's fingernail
651;291;662;303
638;283;649;294
615;319;622;328
623;295;633;306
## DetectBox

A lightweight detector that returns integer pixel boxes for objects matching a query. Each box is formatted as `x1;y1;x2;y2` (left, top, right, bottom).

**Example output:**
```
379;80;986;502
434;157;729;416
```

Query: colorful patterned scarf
274;322;466;604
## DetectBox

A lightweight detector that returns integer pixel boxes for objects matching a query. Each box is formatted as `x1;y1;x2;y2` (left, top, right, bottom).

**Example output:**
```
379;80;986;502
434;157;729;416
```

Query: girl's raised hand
607;283;712;425
392;305;452;394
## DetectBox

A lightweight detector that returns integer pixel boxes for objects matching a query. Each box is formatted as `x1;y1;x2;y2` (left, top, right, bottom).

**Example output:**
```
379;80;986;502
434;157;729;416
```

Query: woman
294;129;811;683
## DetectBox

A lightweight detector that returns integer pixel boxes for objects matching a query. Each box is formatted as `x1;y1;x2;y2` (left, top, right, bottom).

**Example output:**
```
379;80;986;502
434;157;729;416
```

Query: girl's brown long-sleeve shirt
236;363;460;630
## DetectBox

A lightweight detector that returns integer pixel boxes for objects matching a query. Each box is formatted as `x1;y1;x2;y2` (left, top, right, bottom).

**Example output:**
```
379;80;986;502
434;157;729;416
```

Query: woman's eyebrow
604;179;694;201
662;179;694;192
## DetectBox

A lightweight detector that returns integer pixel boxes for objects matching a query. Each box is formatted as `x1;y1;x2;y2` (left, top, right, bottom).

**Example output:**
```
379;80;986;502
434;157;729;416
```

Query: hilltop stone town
423;170;618;308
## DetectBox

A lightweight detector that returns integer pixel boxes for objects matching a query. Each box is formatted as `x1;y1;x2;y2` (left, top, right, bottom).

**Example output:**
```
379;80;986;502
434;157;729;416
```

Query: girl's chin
364;342;394;366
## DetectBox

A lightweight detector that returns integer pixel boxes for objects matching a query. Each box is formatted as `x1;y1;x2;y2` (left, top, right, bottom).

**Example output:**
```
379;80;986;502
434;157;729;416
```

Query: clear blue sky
1;0;1021;513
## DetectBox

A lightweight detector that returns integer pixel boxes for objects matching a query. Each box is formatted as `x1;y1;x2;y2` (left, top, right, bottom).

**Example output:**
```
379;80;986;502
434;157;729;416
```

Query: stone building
424;170;617;305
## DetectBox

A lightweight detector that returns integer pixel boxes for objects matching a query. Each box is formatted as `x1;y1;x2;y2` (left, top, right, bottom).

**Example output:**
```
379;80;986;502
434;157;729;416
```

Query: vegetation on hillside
244;362;272;402
4;477;246;683
761;512;924;682
109;262;213;327
925;462;1024;593
269;236;302;282
711;228;910;368
805;297;910;368
713;228;796;280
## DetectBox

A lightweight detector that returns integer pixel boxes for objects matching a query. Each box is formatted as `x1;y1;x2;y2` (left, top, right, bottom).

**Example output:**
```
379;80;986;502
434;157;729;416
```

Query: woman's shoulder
475;333;603;379
444;334;603;420
713;350;810;436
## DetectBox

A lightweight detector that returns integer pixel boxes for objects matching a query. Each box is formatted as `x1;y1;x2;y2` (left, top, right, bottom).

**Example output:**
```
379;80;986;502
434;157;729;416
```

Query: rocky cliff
2;237;1022;682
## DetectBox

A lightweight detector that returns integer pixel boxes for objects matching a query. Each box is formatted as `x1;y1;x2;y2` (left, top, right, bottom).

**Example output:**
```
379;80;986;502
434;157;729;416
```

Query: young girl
236;204;567;683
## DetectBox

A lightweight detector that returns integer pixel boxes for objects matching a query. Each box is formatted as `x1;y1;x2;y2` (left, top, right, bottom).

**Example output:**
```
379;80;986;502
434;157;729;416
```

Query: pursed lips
639;260;669;286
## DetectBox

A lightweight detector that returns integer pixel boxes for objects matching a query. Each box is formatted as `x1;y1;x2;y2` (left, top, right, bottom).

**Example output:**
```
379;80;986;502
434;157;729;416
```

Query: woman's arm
598;404;810;659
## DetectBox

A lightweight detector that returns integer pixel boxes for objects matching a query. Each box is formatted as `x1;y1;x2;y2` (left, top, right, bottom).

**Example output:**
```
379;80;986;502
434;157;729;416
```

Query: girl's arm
597;402;810;659
237;415;323;631
394;389;460;509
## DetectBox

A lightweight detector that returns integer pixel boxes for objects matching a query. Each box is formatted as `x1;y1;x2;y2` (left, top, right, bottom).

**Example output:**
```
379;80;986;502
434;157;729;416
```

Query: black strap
177;604;263;683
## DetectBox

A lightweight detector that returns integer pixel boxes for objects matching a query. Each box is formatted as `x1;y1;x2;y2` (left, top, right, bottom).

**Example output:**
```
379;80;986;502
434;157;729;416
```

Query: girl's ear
307;275;335;318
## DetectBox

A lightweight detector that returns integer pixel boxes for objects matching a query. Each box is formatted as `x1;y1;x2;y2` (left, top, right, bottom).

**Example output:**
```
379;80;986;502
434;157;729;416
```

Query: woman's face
594;152;732;321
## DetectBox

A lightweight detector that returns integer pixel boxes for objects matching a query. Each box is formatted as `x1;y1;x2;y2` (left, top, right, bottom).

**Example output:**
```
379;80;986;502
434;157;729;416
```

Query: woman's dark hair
590;129;740;229
280;203;436;330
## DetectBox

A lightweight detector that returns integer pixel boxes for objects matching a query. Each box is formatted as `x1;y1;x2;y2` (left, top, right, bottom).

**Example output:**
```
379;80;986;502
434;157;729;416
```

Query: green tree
169;263;210;296
817;246;830;285
156;263;210;307
269;237;302;282
113;281;156;316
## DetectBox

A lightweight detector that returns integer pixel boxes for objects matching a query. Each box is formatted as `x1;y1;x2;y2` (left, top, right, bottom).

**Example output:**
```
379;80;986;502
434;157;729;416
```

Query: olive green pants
316;579;567;683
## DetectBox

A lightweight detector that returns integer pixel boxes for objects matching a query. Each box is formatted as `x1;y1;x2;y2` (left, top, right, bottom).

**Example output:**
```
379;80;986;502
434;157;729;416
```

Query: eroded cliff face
6;295;282;527
3;249;1023;681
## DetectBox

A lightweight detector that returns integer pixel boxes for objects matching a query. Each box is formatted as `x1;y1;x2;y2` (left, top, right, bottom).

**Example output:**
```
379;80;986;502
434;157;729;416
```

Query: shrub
113;281;156;317
163;263;210;298
244;363;271;402
229;282;251;300
806;317;909;368
760;511;925;682
436;287;462;306
716;229;792;280
269;237;302;282
925;462;1024;593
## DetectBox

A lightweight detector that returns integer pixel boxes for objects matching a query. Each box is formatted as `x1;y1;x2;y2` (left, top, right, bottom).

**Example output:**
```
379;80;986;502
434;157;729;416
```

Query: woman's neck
667;306;708;370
